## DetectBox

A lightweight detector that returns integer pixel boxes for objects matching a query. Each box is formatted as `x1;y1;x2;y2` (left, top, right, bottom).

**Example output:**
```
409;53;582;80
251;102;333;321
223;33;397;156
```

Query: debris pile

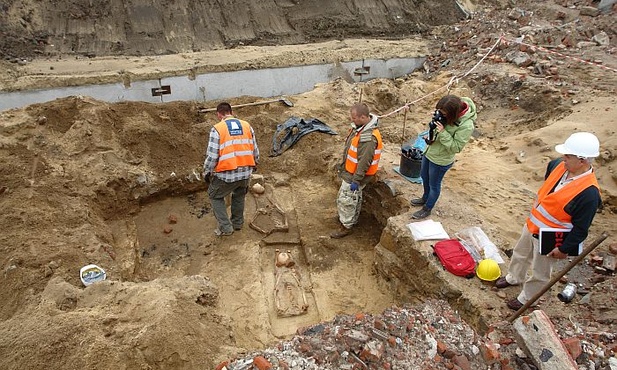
219;300;509;369
425;1;616;90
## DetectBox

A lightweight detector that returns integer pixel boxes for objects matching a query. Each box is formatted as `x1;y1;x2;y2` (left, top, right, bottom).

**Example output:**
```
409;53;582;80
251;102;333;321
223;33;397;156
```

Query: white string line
377;33;615;120
377;35;503;119
502;36;617;73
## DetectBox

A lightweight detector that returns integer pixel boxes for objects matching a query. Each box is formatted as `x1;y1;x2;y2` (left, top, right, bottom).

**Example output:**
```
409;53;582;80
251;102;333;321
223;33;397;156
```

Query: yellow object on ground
476;259;501;281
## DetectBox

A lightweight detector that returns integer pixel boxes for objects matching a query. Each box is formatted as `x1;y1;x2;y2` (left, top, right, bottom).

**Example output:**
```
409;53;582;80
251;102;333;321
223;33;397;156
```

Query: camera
426;110;447;145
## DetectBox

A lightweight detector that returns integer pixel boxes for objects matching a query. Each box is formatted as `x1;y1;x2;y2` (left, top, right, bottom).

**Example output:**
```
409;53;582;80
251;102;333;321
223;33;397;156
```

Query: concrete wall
0;57;424;112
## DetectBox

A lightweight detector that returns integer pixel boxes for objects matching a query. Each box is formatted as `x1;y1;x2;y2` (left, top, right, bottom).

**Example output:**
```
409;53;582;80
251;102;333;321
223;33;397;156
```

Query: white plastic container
80;264;107;286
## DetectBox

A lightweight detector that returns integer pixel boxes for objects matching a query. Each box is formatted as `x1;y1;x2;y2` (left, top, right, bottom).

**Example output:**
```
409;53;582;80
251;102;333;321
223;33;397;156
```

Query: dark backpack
432;239;476;278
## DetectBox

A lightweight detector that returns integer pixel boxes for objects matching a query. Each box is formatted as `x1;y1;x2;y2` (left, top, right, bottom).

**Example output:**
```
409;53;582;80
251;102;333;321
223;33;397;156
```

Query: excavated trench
76;75;574;349
107;170;399;343
101;139;492;348
1;70;591;369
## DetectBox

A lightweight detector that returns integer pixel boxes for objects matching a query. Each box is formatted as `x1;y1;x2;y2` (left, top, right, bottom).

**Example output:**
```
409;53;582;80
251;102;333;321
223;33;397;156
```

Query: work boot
330;225;352;239
495;277;514;289
214;228;233;236
410;197;426;206
412;206;431;219
506;298;524;311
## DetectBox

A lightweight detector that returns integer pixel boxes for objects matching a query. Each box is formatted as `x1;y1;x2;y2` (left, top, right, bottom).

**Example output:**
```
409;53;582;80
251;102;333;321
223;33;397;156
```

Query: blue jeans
419;155;453;210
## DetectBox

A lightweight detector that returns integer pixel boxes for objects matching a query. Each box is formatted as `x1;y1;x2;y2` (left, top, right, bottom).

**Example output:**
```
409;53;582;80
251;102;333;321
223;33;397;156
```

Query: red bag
432;239;476;278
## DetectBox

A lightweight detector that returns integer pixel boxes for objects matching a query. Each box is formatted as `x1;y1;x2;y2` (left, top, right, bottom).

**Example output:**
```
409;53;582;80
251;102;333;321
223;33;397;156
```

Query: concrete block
599;0;617;11
512;310;577;370
602;255;616;271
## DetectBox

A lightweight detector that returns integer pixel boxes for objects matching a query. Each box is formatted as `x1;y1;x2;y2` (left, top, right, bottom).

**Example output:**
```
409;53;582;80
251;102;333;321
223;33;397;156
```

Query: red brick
297;342;312;353
562;337;582;360
500;358;514;370
359;341;385;362
253;355;272;370
168;214;177;224
374;319;386;330
387;336;397;347
278;359;290;370
499;337;514;346
442;349;457;359
561;35;574;47
163;226;173;234
437;340;448;354
481;342;501;364
215;361;228;370
452;355;471;370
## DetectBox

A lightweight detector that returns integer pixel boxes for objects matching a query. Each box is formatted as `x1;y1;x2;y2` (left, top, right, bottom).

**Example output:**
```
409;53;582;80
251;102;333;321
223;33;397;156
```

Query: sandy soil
0;0;616;369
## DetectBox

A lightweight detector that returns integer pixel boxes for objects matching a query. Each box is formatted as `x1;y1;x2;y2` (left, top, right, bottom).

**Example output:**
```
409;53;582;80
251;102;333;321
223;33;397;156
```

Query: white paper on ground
407;219;450;241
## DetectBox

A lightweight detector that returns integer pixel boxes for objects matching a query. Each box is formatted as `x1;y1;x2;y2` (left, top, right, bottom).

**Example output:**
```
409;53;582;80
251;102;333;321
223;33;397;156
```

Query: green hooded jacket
424;96;476;166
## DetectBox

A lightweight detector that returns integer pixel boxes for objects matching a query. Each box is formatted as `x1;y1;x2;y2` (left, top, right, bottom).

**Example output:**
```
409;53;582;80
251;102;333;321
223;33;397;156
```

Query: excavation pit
1;73;615;369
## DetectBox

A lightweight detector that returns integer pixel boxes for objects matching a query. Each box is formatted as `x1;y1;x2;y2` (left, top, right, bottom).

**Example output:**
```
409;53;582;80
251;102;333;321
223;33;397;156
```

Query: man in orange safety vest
203;102;259;236
331;103;383;239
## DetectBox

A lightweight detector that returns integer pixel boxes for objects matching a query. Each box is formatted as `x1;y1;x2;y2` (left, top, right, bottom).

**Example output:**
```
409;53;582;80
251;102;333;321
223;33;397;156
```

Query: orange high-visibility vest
344;129;383;176
214;118;256;172
526;162;599;234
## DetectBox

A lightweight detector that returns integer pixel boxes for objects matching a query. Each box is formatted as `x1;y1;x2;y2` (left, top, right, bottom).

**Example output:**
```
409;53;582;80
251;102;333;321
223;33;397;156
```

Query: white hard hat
555;132;600;158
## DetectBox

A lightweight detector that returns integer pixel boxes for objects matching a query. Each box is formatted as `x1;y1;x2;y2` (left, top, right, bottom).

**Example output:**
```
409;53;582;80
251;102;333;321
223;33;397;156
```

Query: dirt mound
1;276;230;370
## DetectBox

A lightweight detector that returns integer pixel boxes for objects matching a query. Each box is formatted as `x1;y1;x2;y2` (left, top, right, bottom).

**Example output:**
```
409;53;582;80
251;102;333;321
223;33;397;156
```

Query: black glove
204;172;211;183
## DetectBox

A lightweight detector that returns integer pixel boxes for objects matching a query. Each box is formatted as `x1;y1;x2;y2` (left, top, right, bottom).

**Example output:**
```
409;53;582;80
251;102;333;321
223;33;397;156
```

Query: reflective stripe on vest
526;161;599;234
214;118;256;172
344;129;383;176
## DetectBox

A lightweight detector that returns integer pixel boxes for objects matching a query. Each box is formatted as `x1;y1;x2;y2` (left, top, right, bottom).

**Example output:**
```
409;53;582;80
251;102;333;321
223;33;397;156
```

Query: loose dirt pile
0;1;616;370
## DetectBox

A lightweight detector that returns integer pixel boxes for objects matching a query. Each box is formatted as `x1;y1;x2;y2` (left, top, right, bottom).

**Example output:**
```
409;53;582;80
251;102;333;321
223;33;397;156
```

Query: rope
502;36;617;74
378;36;502;118
377;33;615;119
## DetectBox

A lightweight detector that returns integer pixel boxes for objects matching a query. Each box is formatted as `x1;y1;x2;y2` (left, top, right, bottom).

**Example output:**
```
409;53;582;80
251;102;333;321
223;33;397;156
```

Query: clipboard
537;228;582;256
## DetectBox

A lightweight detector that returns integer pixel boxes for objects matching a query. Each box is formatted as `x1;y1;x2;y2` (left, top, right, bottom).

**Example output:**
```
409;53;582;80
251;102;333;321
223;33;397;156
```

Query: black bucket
399;154;422;178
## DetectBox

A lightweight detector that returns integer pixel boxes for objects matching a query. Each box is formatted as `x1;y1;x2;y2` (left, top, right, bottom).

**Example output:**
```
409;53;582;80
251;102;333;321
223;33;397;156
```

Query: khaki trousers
505;224;554;304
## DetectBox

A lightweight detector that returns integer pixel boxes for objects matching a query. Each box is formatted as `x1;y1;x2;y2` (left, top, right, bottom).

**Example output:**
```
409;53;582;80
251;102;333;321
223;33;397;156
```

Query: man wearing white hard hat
495;132;602;311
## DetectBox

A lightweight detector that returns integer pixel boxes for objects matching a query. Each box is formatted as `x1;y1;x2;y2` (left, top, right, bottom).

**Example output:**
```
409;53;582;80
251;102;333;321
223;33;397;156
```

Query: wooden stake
401;102;408;145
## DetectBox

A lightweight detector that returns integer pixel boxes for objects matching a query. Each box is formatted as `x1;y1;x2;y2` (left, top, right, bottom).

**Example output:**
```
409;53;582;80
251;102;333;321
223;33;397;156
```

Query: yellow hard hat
476;259;501;281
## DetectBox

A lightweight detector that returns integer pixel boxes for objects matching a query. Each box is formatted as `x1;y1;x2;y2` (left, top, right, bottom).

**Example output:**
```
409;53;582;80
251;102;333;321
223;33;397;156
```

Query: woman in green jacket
411;95;477;219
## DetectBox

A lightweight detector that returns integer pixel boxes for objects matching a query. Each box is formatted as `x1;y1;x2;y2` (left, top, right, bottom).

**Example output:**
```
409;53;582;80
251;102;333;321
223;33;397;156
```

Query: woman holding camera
411;95;477;219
